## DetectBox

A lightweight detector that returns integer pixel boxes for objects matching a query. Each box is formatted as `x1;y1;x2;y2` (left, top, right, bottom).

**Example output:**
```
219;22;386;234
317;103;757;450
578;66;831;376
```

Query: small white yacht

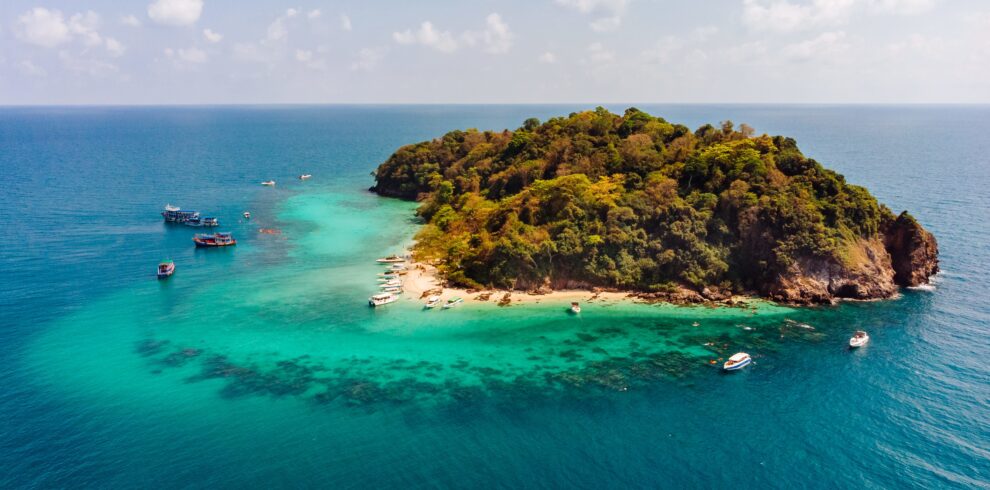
299;174;312;180
376;255;405;263
723;352;752;371
368;293;397;307
425;295;442;309
849;330;870;348
570;302;581;314
243;211;251;219
261;180;276;186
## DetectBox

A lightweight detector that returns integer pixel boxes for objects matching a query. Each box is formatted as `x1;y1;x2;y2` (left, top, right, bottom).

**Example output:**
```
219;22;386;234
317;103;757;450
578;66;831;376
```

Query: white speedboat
381;286;403;294
299;174;312;180
243;211;251;219
425;295;442;309
261;180;276;186
570;302;581;314
849;330;870;348
376;255;405;263
389;263;407;271
368;293;397;307
442;297;464;309
723;352;752;371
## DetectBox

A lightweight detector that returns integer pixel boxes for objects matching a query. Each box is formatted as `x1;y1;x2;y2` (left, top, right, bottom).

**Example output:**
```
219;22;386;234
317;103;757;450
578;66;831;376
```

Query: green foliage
373;108;891;292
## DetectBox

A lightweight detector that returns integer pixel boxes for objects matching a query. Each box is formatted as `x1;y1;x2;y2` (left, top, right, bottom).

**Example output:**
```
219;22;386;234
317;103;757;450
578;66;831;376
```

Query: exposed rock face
882;211;940;287
767;238;898;305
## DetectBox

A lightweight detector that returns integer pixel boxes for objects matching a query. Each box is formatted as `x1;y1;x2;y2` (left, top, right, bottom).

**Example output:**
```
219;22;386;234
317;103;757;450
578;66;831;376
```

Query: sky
0;0;988;105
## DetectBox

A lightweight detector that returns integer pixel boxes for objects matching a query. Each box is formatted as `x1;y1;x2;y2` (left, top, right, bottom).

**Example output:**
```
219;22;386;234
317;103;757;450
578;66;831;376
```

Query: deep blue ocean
0;105;987;488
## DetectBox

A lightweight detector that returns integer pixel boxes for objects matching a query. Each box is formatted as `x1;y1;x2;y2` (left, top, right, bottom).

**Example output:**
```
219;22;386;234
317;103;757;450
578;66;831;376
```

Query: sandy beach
400;260;634;306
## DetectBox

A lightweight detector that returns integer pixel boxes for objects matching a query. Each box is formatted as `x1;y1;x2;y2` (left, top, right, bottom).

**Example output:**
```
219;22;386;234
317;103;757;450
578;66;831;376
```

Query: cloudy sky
1;0;988;104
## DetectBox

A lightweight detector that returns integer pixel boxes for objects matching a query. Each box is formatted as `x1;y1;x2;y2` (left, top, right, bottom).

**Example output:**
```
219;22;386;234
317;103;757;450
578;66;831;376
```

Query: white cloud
68;11;102;47
340;13;352;31
742;0;933;32
104;37;125;57
585;42;615;64
462;13;514;54
308;9;322;20
783;31;849;61
147;0;203;26
642;36;685;64
295;49;313;62
693;25;719;42
165;46;208;63
539;51;558;63
555;0;628;31
203;28;223;43
19;59;47;77
266;9;300;42
59;50;118;77
16;8;71;48
393;22;458;53
351;47;387;71
121;14;142;27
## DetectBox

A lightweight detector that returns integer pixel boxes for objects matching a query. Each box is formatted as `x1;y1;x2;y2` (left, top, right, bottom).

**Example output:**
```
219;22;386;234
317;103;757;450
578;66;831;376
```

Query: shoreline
399;260;757;308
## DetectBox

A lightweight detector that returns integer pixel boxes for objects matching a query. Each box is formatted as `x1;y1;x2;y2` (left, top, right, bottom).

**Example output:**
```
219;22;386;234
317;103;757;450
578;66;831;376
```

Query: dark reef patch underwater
0;105;987;488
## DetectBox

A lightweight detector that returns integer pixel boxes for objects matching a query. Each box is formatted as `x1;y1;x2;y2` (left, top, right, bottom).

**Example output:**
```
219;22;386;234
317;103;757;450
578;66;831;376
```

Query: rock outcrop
882;211;940;287
767;238;898;304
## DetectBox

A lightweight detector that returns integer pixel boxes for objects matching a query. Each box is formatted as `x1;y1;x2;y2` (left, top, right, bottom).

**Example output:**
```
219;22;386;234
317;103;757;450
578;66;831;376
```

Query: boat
442;297;464;309
723;352;752;371
161;204;200;223
380;280;401;288
157;260;175;279
849;330;870;348
183;216;219;227
570;302;581;314
261;180;276;186
243;212;251;219
376;255;406;263
299;174;312;180
381;286;403;294
368;293;398;307
193;232;236;247
389;263;407;271
424;295;442;309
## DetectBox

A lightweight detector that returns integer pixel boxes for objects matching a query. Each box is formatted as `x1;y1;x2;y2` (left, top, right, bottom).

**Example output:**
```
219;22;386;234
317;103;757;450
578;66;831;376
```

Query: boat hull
723;358;751;371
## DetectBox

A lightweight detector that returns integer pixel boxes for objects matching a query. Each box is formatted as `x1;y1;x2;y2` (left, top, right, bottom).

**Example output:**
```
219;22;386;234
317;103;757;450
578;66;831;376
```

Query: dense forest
372;108;938;304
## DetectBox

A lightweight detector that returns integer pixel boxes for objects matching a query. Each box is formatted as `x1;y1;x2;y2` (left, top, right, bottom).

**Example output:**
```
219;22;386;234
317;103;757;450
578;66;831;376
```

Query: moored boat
376;255;406;263
243;211;251;219
157;260;175;279
570;302;581;314
299;174;312;180
381;286;403;294
849;330;870;348
380;280;402;288
425;295;442;309
261;180;276;186
193;232;236;247
162;204;200;223
442;297;464;309
723;352;752;371
184;216;219;227
369;293;398;307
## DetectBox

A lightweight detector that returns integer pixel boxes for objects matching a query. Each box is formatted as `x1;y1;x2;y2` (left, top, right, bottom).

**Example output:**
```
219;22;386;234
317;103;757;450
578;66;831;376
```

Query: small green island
372;108;938;304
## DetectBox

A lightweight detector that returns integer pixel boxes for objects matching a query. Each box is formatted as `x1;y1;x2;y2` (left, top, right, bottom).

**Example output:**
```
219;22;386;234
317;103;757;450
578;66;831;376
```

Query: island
371;108;938;305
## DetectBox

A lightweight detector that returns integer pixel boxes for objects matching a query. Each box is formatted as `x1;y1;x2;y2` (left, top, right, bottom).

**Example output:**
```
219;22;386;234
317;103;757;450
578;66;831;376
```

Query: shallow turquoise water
1;106;987;488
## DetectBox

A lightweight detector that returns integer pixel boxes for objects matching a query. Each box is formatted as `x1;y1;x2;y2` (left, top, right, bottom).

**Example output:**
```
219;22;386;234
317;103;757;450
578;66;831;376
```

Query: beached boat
161;204;199;223
376;255;406;263
570;302;581;314
243;212;251;219
261;180;276;186
157;260;175;279
368;293;398;307
723;352;752;371
425;295;442;309
299;174;312;180
849;330;870;348
389;263;407;271
381;286;403;294
380;280;401;288
442;297;463;309
193;232;236;247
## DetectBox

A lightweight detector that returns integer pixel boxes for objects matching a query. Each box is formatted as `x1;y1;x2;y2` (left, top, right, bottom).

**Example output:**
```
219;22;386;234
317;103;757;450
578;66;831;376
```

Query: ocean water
0;105;987;488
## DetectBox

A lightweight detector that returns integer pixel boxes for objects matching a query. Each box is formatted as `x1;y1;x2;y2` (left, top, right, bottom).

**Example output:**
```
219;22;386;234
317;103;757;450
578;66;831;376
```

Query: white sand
400;261;633;306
